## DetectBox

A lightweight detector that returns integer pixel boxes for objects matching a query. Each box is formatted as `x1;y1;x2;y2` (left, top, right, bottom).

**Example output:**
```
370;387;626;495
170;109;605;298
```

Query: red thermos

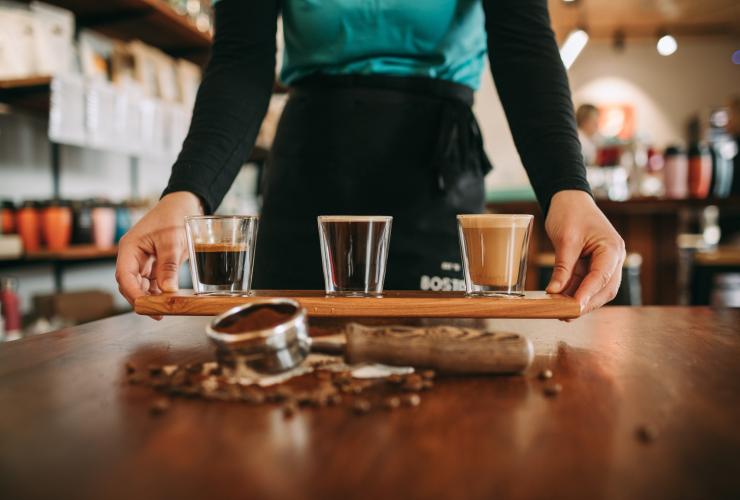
0;277;21;337
16;201;41;252
688;142;712;199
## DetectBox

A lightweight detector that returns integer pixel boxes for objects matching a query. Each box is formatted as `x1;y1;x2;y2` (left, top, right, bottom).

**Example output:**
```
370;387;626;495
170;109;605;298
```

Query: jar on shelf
36;200;49;247
91;202;116;249
0;277;22;340
16;201;41;252
1;201;16;235
72;200;94;245
115;203;132;243
663;145;688;199
42;200;73;251
688;142;712;199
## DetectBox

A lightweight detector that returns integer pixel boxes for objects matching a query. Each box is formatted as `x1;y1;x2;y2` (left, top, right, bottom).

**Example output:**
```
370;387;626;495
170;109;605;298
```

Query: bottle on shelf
91;201;116;249
1;201;16;234
71;199;94;245
42;200;73;251
115;203;132;243
16;201;41;253
687;142;713;199
663;145;689;199
0;277;22;341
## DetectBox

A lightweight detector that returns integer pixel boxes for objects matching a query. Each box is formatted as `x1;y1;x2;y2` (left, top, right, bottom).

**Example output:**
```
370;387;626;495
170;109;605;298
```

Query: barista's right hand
115;192;204;314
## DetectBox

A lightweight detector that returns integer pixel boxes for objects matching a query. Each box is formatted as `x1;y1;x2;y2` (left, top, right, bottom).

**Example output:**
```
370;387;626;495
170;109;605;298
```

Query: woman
116;0;625;315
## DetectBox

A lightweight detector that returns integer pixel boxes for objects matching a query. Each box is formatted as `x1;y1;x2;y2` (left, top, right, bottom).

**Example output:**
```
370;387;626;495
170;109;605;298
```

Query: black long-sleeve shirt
163;0;591;215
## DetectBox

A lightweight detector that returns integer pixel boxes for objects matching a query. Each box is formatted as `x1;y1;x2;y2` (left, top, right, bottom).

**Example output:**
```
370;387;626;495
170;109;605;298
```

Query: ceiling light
560;29;589;69
656;34;677;56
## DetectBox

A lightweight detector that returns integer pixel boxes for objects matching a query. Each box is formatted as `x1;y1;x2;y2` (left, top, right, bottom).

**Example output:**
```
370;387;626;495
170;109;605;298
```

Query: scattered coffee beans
353;399;372;414
538;369;553;381
402;374;424;392
403;394;421;407
149;398;170;416
543;383;562;397
282;400;298;418
128;359;436;418
384;396;401;410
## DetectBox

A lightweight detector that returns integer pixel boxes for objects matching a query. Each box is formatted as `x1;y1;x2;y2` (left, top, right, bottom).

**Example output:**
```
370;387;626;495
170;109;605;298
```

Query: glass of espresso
185;215;259;295
318;216;392;297
457;214;533;296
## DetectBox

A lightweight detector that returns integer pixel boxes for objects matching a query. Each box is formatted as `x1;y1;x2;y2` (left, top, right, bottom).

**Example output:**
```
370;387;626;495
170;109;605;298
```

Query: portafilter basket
206;298;311;374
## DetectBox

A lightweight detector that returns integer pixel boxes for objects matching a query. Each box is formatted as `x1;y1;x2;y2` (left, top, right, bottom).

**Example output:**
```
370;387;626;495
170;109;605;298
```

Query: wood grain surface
134;290;581;319
1;307;739;500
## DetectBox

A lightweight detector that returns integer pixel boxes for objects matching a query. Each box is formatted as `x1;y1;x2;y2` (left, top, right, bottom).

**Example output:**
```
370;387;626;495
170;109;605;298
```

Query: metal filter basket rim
206;298;308;353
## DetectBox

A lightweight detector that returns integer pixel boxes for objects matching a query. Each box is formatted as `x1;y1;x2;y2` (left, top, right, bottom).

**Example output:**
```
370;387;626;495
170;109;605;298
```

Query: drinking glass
185;215;259;295
318;216;392;297
457;214;533;296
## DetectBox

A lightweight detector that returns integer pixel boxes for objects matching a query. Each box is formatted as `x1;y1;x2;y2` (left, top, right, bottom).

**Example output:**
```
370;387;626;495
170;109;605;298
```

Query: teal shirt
280;0;487;90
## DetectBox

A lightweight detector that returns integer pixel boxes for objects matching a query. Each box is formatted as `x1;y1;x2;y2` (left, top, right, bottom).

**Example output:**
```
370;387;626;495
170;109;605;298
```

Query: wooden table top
1;307;739;500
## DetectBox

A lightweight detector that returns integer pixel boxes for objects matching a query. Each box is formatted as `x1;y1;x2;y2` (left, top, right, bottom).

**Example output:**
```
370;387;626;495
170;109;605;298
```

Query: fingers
546;234;583;294
115;242;148;307
582;264;624;314
153;236;186;293
574;240;625;311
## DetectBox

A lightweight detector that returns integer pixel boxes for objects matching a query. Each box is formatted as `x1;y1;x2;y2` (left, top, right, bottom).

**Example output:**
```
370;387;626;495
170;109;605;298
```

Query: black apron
253;74;492;291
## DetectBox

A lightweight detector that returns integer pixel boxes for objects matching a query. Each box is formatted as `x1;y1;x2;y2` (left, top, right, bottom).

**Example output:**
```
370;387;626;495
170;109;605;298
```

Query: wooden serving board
134;290;581;319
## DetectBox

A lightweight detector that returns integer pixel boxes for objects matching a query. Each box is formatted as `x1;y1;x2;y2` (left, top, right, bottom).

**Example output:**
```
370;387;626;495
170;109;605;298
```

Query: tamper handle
342;323;533;374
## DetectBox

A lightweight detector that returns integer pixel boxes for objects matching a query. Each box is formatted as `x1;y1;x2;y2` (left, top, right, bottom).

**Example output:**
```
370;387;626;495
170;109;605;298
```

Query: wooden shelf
19;0;212;62
0;245;117;268
695;246;740;267
489;196;740;216
0;76;53;113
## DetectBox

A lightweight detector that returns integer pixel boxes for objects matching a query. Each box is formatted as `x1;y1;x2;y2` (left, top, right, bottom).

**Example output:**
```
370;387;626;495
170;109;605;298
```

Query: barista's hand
544;190;625;315
115;192;203;312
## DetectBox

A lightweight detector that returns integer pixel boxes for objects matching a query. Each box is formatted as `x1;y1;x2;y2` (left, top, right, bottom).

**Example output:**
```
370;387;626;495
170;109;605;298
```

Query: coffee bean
384;396;401;410
538;369;553;381
402;374;424;392
353;399;372;414
333;372;352;385
148;365;163;376
202;362;219;375
421;380;434;390
402;394;421;407
636;425;657;444
421;370;436;380
162;365;178;376
282;401;298;418
149;398;170;416
543;383;562;397
185;363;202;374
241;388;265;404
125;362;136;374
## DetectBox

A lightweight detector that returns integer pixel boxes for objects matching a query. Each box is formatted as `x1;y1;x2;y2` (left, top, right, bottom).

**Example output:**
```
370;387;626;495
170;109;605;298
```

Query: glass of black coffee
185;215;259;295
318;216;392;297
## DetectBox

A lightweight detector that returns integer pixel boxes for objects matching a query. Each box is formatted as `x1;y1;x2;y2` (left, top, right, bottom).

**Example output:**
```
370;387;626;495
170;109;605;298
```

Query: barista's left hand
544;190;626;315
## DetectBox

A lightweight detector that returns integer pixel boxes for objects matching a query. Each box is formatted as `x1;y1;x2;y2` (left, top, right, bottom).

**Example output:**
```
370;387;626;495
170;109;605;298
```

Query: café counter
1;306;738;499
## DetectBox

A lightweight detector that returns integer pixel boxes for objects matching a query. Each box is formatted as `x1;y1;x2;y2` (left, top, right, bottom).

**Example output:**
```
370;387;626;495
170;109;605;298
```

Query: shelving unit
17;0;212;63
0;1;210;301
0;245;119;291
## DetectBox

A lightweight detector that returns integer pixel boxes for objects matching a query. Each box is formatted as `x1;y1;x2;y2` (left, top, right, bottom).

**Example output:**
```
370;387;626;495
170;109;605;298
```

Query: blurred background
0;0;738;340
